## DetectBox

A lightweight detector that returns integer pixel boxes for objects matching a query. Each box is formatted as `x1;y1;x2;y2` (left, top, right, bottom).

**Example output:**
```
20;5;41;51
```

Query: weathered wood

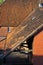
3;9;43;58
0;8;43;51
0;27;15;49
5;9;43;51
0;0;43;58
0;0;39;26
0;27;7;36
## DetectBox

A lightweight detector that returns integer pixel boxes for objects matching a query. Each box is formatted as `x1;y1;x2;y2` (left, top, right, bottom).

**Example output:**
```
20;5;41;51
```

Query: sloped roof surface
0;0;39;26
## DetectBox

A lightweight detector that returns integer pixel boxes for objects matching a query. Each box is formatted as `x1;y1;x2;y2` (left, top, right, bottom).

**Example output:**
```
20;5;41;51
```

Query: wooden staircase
3;8;43;58
0;0;43;59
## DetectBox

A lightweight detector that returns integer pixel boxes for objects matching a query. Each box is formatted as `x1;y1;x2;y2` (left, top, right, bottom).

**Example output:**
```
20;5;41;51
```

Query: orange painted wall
33;31;43;56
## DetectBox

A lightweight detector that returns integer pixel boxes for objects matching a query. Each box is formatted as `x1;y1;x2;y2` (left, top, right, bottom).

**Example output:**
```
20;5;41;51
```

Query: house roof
0;0;43;58
0;0;39;26
5;8;43;53
0;8;43;50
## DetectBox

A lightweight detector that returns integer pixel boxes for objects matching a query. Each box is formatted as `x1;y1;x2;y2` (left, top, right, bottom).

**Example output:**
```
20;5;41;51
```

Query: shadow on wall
33;56;43;65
